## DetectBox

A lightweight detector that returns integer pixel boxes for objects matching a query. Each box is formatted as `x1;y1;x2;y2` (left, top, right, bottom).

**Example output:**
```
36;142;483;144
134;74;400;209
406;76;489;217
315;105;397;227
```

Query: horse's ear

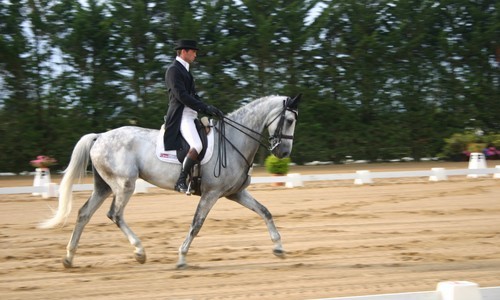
288;93;302;109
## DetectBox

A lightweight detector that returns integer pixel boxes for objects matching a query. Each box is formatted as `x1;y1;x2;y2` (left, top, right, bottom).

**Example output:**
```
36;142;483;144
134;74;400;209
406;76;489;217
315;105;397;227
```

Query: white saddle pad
155;124;214;165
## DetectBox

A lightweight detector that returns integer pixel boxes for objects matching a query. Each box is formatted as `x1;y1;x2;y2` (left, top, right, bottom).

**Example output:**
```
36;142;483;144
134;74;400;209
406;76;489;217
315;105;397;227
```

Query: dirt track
1;162;500;299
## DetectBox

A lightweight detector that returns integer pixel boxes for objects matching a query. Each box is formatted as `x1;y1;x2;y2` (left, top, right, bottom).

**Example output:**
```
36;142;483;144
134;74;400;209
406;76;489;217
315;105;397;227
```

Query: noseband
268;99;298;151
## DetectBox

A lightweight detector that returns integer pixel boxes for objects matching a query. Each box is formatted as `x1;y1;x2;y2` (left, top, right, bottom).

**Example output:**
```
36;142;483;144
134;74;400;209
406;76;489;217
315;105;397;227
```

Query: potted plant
264;155;291;186
30;155;57;169
30;155;57;196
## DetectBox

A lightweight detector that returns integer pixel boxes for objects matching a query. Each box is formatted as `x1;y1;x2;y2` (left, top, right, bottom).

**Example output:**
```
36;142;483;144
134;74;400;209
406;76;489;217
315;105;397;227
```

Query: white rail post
437;281;482;300
429;167;448;181
354;170;373;185
286;173;303;188
33;167;51;196
494;165;500;179
134;179;149;194
467;152;488;178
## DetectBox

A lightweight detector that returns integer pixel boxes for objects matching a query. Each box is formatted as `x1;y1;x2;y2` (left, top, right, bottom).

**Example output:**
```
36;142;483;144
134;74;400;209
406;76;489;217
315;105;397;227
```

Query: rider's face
181;49;197;64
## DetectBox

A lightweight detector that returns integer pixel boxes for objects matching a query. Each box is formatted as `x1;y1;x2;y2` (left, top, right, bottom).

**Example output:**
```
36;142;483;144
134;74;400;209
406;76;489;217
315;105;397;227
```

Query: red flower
30;155;57;168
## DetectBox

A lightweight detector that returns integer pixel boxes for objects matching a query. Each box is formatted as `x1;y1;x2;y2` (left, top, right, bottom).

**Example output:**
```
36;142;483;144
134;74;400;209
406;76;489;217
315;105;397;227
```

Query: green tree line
1;0;498;172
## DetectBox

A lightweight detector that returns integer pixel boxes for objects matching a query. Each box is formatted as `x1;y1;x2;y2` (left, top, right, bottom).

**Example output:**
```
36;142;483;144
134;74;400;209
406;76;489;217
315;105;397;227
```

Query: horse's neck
232;109;265;134
223;96;283;161
230;96;282;133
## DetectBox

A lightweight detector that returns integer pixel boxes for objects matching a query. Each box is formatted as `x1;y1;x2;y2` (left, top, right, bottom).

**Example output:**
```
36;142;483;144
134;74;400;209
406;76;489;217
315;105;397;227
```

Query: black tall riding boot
175;156;197;193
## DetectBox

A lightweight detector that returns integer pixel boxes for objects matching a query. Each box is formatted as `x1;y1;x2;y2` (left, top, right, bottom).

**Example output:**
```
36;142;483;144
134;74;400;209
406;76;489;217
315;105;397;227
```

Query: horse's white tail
38;133;99;229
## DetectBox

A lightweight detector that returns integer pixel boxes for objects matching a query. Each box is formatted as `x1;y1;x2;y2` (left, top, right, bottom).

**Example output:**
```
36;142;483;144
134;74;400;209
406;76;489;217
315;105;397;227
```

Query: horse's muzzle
271;146;291;159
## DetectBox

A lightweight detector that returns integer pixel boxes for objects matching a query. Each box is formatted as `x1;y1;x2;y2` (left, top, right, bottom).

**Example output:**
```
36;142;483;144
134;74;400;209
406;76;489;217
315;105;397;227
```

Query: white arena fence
0;166;499;196
316;281;500;300
253;167;500;186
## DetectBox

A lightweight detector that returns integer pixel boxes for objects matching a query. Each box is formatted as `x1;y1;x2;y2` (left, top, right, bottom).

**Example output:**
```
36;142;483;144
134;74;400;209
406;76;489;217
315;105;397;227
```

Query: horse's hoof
134;252;146;264
273;248;286;258
62;258;73;268
176;262;188;269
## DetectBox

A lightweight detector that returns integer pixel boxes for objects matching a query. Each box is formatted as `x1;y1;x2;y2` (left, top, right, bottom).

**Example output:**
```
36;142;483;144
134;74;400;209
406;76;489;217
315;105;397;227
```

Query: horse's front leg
177;194;219;269
226;190;285;257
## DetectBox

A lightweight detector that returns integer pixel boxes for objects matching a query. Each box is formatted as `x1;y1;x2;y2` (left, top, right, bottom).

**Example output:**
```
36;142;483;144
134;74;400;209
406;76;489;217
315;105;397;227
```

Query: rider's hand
205;105;224;118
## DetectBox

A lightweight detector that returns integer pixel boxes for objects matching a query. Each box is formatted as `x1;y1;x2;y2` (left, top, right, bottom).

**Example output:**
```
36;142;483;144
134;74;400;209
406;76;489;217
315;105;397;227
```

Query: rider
164;39;224;193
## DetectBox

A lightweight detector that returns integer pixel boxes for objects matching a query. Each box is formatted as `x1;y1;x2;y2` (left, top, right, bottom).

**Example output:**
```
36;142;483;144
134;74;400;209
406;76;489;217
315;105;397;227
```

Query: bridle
212;97;298;177
267;98;298;151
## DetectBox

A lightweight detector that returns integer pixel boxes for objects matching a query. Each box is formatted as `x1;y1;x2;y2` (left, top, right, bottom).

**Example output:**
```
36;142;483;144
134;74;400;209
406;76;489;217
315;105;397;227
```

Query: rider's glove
204;105;224;119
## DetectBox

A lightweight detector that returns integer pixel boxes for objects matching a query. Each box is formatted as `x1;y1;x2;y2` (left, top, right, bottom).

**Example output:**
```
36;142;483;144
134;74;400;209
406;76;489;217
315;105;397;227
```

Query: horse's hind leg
64;181;111;268
107;181;146;264
226;190;285;257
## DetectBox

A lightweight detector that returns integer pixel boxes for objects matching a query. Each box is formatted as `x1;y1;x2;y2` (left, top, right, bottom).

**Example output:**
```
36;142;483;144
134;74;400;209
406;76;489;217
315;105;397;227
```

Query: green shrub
441;131;499;161
264;155;290;175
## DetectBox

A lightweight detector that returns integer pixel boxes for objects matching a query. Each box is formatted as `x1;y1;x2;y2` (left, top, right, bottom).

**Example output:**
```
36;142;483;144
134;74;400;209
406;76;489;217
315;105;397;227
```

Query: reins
212;116;260;178
211;98;297;178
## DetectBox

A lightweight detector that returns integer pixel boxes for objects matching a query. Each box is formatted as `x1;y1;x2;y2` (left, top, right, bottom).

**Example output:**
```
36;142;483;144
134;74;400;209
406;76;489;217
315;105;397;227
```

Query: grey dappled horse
39;94;301;269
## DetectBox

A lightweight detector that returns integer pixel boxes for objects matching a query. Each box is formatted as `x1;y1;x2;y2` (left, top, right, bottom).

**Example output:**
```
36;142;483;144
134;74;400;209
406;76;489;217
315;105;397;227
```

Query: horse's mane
228;95;286;121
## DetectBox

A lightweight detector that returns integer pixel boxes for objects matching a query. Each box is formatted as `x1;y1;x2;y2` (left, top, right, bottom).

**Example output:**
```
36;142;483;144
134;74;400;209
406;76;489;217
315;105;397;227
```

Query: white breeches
180;107;203;154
